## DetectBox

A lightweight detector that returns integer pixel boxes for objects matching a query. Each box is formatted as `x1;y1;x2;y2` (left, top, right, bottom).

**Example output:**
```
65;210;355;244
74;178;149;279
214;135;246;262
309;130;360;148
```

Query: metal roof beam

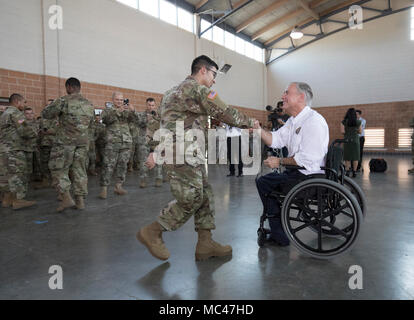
199;0;254;37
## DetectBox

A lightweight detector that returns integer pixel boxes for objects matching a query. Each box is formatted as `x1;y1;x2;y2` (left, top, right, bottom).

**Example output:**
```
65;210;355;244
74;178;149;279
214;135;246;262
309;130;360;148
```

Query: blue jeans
256;169;306;244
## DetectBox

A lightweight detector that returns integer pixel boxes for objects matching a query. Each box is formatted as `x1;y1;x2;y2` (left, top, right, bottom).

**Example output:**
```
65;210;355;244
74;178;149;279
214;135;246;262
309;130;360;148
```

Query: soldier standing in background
0;105;9;206
23;107;41;183
0;94;38;210
128;114;140;173
87;114;98;176
140;97;165;188
409;116;414;174
41;78;95;212
98;92;136;199
37;116;58;188
94;114;106;169
137;55;255;261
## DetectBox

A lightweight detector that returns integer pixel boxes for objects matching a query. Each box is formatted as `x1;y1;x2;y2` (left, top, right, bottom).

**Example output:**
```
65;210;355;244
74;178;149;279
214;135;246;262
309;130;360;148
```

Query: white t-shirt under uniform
270;106;329;175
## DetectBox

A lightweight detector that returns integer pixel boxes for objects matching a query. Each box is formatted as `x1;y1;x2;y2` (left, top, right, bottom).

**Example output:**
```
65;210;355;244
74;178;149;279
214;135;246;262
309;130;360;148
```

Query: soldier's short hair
9;93;24;104
65;77;81;90
191;55;219;76
24;107;33;112
146;97;155;103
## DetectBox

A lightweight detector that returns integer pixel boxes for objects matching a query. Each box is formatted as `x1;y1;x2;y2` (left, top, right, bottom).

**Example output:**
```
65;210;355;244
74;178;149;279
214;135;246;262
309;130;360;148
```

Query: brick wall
317;101;414;153
0;68;268;124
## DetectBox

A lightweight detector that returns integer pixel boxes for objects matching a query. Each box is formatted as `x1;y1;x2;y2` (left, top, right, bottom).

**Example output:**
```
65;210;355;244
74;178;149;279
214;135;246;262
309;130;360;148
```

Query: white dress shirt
359;117;366;137
270;106;329;175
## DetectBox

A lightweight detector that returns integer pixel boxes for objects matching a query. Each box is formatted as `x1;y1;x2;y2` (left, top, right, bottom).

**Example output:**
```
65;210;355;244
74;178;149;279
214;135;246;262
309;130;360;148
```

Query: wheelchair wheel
281;179;363;259
343;176;367;218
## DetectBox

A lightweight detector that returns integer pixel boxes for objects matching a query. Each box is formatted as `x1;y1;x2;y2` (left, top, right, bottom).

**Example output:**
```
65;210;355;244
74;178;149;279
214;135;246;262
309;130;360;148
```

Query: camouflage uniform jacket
101;108;136;146
149;76;254;164
24;119;40;152
41;93;94;146
39;118;58;147
95;122;106;146
0;106;37;152
146;110;161;146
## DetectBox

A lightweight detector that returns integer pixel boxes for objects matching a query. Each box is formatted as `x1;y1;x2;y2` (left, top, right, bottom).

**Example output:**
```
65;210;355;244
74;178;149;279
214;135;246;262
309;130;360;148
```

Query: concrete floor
1;155;414;300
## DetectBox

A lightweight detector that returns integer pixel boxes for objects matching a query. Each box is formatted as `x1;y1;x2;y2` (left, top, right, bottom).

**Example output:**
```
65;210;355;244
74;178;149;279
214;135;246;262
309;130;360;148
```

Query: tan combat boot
88;169;98;176
99;186;107;199
155;178;162;187
57;191;75;212
195;229;232;261
12;198;37;210
2;192;13;208
127;163;133;173
75;196;85;210
114;183;127;195
137;221;170;260
139;178;147;188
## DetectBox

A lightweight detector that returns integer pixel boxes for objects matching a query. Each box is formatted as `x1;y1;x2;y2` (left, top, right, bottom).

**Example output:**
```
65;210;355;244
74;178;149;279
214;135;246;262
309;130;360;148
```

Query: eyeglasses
207;68;218;79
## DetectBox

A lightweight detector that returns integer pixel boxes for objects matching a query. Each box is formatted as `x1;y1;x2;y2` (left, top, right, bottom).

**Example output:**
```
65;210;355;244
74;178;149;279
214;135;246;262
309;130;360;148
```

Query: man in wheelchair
254;82;329;246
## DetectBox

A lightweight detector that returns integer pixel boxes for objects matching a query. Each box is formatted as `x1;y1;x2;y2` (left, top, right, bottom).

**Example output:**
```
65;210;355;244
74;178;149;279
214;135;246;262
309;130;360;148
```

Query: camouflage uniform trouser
96;143;105;167
39;146;52;181
412;135;414;165
100;143;131;186
129;138;139;169
0;153;10;193
158;164;215;231
138;137;163;180
87;141;96;171
2;150;31;199
49;145;89;196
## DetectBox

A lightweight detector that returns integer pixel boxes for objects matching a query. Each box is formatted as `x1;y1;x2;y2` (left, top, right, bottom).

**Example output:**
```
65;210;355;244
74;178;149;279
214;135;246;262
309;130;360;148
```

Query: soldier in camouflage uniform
98;92;137;199
137;55;255;261
0;94;38;210
41;78;95;212
94;115;106;169
37;116;58;188
23;107;41;183
128;116;139;172
138;98;165;188
409;117;414;174
0;105;10;206
87;116;98;176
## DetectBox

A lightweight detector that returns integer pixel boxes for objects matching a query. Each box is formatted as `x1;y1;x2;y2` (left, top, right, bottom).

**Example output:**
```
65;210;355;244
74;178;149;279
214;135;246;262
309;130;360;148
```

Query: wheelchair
256;139;366;259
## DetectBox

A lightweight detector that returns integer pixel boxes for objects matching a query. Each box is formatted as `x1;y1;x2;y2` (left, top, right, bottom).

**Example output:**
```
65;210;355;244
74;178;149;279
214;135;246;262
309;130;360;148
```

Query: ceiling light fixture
290;26;303;39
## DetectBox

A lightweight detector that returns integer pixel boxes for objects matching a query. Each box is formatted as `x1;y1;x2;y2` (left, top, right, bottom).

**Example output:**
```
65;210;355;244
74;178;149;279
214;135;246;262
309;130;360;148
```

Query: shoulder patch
207;91;218;100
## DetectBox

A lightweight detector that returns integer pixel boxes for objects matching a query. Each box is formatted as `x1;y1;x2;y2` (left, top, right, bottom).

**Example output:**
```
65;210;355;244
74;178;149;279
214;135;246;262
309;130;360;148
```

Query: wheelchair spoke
292;219;317;234
320;203;349;220
320;220;349;238
318;223;323;251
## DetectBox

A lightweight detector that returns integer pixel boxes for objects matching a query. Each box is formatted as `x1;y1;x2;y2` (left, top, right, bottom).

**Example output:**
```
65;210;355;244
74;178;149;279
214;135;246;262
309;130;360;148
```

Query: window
411;7;414;40
235;37;245;55
212;26;224;46
254;46;263;63
224;31;235;51
139;0;159;18
245;41;255;59
201;19;212;40
398;128;413;149
160;0;176;25
117;0;138;9
365;128;385;148
178;7;193;33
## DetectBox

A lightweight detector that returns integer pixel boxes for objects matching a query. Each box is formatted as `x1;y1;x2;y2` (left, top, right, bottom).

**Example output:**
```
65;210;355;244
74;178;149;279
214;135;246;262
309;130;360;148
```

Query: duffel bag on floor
369;158;387;172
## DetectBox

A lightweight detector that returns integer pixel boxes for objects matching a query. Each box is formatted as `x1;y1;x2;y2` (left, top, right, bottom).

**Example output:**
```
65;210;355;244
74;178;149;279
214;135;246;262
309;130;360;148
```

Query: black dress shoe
227;173;235;177
237;173;243;177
